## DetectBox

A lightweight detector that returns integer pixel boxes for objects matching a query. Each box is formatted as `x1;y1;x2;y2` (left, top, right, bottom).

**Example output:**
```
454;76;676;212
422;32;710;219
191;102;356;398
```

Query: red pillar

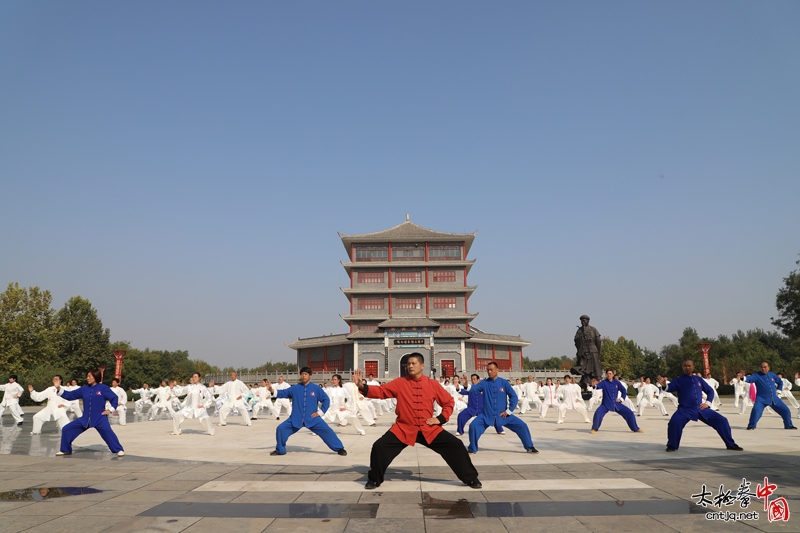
323;346;328;372
426;294;430;315
388;294;392;315
388;242;392;262
388;268;392;288
114;350;126;381
699;343;712;377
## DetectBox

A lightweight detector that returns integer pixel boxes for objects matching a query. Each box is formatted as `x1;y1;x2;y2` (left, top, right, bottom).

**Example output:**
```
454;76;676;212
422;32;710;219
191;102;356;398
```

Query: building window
395;298;422;310
429;245;461;261
394;271;421;283
357;298;384;310
433;297;457;309
392;245;424;262
355;246;388;262
432;270;456;282
357;272;384;284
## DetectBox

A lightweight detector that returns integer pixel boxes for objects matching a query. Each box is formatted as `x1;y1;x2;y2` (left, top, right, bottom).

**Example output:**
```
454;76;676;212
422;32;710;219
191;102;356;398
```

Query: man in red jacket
353;352;481;490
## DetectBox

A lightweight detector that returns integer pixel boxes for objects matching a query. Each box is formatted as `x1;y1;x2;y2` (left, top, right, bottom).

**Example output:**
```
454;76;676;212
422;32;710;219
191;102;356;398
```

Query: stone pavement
1;399;798;533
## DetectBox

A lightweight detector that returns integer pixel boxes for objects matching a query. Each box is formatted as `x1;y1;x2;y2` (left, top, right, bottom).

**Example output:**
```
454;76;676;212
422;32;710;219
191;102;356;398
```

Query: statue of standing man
572;315;603;391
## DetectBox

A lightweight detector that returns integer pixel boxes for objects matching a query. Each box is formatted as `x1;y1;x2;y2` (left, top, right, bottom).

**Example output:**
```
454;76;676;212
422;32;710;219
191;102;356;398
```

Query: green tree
600;337;635;378
0;283;56;375
53;296;111;379
772;256;800;340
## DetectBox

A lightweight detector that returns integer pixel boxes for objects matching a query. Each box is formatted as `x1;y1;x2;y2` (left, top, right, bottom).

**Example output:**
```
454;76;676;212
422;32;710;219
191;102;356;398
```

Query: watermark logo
692;477;790;523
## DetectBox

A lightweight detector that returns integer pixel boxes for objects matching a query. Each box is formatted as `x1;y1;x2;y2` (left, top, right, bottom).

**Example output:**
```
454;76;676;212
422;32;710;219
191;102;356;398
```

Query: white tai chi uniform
132;387;154;415
557;382;590;423
637;383;668;416
778;378;800;411
61;385;83;417
539;384;560;419
172;383;215;435
332;383;367;435
703;377;721;410
252;386;279;419
587;385;602;411
272;381;292;417
366;379;391;415
522;380;541;413
151;386;175;420
512;384;531;414
633;380;645;407
0;382;25;423
108;386;128;425
218;379;251;426
658;381;678;407
730;377;747;408
338;382;375;427
29;386;69;434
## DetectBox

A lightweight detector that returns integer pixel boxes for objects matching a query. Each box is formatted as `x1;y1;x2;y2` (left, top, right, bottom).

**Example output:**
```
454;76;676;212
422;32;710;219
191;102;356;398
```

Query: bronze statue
571;315;603;390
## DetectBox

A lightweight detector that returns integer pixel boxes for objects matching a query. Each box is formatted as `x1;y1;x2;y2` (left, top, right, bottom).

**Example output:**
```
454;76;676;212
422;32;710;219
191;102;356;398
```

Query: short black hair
300;366;313;375
111;378;119;385
486;361;498;369
54;375;63;383
471;374;480;381
9;374;17;381
407;353;424;365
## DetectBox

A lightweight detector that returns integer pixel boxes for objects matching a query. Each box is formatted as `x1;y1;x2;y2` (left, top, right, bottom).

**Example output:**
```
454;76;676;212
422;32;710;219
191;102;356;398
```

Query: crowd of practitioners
2;361;798;485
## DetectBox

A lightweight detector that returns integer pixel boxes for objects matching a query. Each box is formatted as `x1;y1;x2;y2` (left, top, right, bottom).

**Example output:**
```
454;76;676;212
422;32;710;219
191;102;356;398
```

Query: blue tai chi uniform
665;374;736;450
457;388;503;435
591;379;640;432
273;382;344;455
467;377;533;453
58;383;124;454
744;371;795;429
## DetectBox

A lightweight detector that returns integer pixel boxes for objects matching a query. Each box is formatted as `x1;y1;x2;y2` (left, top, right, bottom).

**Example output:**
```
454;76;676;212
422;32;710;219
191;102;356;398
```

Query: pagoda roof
339;218;477;255
377;317;440;328
345;330;385;340
467;325;531;346
434;327;473;339
286;333;352;350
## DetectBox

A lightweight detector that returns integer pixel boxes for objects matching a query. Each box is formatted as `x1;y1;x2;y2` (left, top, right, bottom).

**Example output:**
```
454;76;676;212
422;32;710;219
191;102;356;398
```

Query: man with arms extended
658;359;742;452
744;362;797;431
468;362;538;454
265;367;346;456
591;368;642;434
353;353;481;490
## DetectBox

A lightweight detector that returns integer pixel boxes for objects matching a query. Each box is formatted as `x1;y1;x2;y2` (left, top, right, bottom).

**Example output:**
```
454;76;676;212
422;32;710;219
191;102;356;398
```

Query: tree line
0;283;294;405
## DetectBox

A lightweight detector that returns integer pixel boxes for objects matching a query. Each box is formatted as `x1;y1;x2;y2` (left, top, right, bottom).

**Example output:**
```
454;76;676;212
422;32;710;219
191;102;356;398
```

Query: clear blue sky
2;2;798;367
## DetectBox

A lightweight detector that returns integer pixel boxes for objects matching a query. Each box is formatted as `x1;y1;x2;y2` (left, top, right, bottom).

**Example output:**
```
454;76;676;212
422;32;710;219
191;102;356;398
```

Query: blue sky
2;2;798;367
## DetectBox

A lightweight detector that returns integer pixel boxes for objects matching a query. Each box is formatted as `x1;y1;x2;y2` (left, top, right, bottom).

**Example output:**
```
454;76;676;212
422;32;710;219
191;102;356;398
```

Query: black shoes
364;480;379;490
787;426;798;430
666;446;676;452
527;447;539;454
270;450;285;456
467;479;482;489
746;427;755;430
727;445;744;451
337;448;348;456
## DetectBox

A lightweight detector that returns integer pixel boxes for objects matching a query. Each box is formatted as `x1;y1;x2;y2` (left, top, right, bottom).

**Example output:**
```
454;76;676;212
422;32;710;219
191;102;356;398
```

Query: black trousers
368;429;479;486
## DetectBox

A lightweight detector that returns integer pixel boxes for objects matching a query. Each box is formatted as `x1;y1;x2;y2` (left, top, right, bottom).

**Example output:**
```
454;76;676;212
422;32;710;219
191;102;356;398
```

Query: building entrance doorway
399;354;411;377
441;360;455;378
364;361;379;378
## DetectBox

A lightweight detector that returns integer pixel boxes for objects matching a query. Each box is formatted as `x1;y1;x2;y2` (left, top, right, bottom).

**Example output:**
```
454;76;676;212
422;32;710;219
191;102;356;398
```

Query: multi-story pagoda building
286;216;530;379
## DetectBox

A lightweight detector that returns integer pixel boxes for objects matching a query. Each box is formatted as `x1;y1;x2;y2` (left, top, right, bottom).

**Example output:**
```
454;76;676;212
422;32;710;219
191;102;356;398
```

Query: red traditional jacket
365;374;454;446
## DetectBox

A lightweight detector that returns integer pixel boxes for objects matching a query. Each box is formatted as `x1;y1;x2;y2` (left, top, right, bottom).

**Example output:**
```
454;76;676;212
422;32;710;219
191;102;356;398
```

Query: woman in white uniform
171;372;215;436
28;375;70;434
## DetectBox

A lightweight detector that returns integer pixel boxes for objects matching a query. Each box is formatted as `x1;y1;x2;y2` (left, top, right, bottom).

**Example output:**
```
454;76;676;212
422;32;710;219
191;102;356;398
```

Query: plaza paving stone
0;401;798;532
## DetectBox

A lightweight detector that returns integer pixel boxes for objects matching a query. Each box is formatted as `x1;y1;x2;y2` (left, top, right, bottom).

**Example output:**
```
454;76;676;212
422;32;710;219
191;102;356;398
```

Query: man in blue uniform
744;361;797;431
56;368;124;456
658;359;742;452
266;367;346;456
591;368;642;433
457;374;504;435
467;362;538;454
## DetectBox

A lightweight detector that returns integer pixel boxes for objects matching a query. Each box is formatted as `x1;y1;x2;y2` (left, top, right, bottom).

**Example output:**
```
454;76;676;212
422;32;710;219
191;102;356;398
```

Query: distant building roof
377;317;441;328
339;218;477;256
286;333;352;350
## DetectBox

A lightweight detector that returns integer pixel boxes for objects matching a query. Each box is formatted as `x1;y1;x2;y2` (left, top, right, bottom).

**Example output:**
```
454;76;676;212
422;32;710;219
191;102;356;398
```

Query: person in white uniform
776;373;800;414
512;379;531;415
366;375;390;415
171;372;215;436
703;373;721;411
637;377;668;416
62;379;83;418
730;371;747;409
0;375;25;425
587;378;602;411
338;377;376;428
616;375;637;411
272;376;292;418
633;377;646;407
539;378;560;419
657;375;679;408
218;371;252;426
151;380;175;420
108;379;128;425
521;376;541;413
252;379;279;420
131;383;154;416
28;375;70;434
557;375;590;423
